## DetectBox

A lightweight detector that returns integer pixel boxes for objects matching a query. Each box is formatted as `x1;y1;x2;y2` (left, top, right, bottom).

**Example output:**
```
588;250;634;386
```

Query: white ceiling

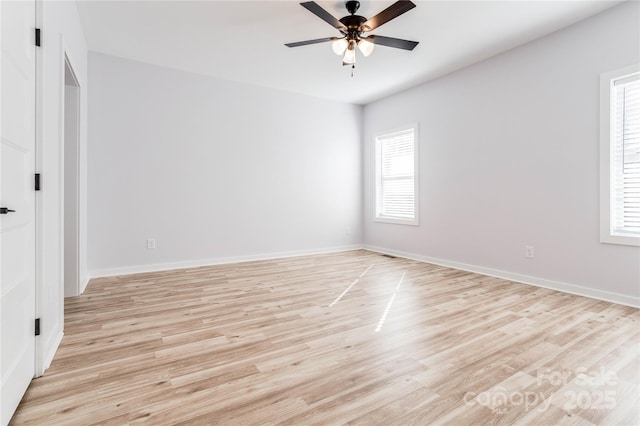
76;0;623;105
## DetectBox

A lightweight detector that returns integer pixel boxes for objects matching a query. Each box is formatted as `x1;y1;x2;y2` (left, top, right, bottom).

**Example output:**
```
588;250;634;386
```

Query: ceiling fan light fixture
357;39;375;57
343;48;356;65
332;38;348;55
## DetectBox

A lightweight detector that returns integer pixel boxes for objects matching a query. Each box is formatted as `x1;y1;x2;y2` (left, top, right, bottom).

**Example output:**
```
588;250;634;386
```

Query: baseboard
363;245;640;309
42;330;63;373
88;245;363;279
87;244;638;308
79;274;90;294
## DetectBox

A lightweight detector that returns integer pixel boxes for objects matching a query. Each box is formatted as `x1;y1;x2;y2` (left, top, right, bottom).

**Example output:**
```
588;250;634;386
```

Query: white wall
37;0;88;372
363;1;640;305
87;53;362;276
64;81;79;297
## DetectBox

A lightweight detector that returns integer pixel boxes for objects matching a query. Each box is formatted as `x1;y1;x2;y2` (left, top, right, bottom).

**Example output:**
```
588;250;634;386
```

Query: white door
0;0;37;424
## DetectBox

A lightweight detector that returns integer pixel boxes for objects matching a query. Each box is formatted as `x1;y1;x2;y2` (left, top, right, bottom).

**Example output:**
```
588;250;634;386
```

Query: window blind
376;128;416;221
612;73;640;237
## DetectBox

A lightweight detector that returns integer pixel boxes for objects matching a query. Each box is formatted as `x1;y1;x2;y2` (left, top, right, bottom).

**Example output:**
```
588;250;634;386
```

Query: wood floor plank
10;250;639;425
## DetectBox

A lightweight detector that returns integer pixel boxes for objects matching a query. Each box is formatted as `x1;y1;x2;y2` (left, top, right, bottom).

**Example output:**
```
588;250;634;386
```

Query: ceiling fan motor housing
340;15;367;31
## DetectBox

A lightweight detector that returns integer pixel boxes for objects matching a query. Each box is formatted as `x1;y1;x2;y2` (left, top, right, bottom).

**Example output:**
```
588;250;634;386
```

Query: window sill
600;233;640;247
374;216;419;226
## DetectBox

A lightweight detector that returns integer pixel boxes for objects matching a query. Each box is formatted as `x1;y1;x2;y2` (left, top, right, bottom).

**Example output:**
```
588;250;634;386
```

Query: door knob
0;207;16;214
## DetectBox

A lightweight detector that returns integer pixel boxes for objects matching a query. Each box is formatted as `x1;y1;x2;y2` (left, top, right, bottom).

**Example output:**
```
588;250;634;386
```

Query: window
375;126;418;225
600;65;640;246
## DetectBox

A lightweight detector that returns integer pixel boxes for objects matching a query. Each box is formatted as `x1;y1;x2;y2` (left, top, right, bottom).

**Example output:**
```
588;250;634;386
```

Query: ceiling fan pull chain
351;64;355;77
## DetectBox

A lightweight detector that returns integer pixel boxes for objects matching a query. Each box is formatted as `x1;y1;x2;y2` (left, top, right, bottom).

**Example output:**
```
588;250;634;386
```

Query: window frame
374;124;419;226
599;64;640;247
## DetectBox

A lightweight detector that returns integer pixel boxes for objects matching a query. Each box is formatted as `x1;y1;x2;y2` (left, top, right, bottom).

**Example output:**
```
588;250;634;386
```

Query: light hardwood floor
11;250;640;425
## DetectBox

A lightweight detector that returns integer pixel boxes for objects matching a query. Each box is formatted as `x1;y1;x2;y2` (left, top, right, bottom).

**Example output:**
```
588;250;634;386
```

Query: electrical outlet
147;238;156;249
525;245;534;259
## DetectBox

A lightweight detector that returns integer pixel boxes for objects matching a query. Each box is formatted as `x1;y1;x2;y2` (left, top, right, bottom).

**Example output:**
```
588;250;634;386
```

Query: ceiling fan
285;1;419;70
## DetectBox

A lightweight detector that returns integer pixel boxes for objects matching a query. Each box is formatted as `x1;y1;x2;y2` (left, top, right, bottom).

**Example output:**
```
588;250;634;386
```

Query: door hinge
35;28;41;47
35;173;41;191
35;318;41;336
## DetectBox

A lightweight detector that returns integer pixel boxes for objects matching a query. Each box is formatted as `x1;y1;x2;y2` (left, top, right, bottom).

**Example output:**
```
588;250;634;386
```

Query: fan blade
285;37;336;48
300;1;347;32
361;1;416;32
365;35;419;51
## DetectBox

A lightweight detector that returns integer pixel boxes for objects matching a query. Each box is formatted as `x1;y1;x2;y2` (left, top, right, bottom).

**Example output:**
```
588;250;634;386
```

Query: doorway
64;56;80;298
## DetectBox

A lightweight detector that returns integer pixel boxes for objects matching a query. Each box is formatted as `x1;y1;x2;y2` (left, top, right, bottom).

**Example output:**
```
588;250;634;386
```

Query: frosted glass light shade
332;39;348;55
343;46;356;64
358;39;375;57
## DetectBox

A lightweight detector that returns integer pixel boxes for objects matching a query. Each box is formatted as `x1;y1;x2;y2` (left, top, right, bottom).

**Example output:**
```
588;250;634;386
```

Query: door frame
30;0;87;376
